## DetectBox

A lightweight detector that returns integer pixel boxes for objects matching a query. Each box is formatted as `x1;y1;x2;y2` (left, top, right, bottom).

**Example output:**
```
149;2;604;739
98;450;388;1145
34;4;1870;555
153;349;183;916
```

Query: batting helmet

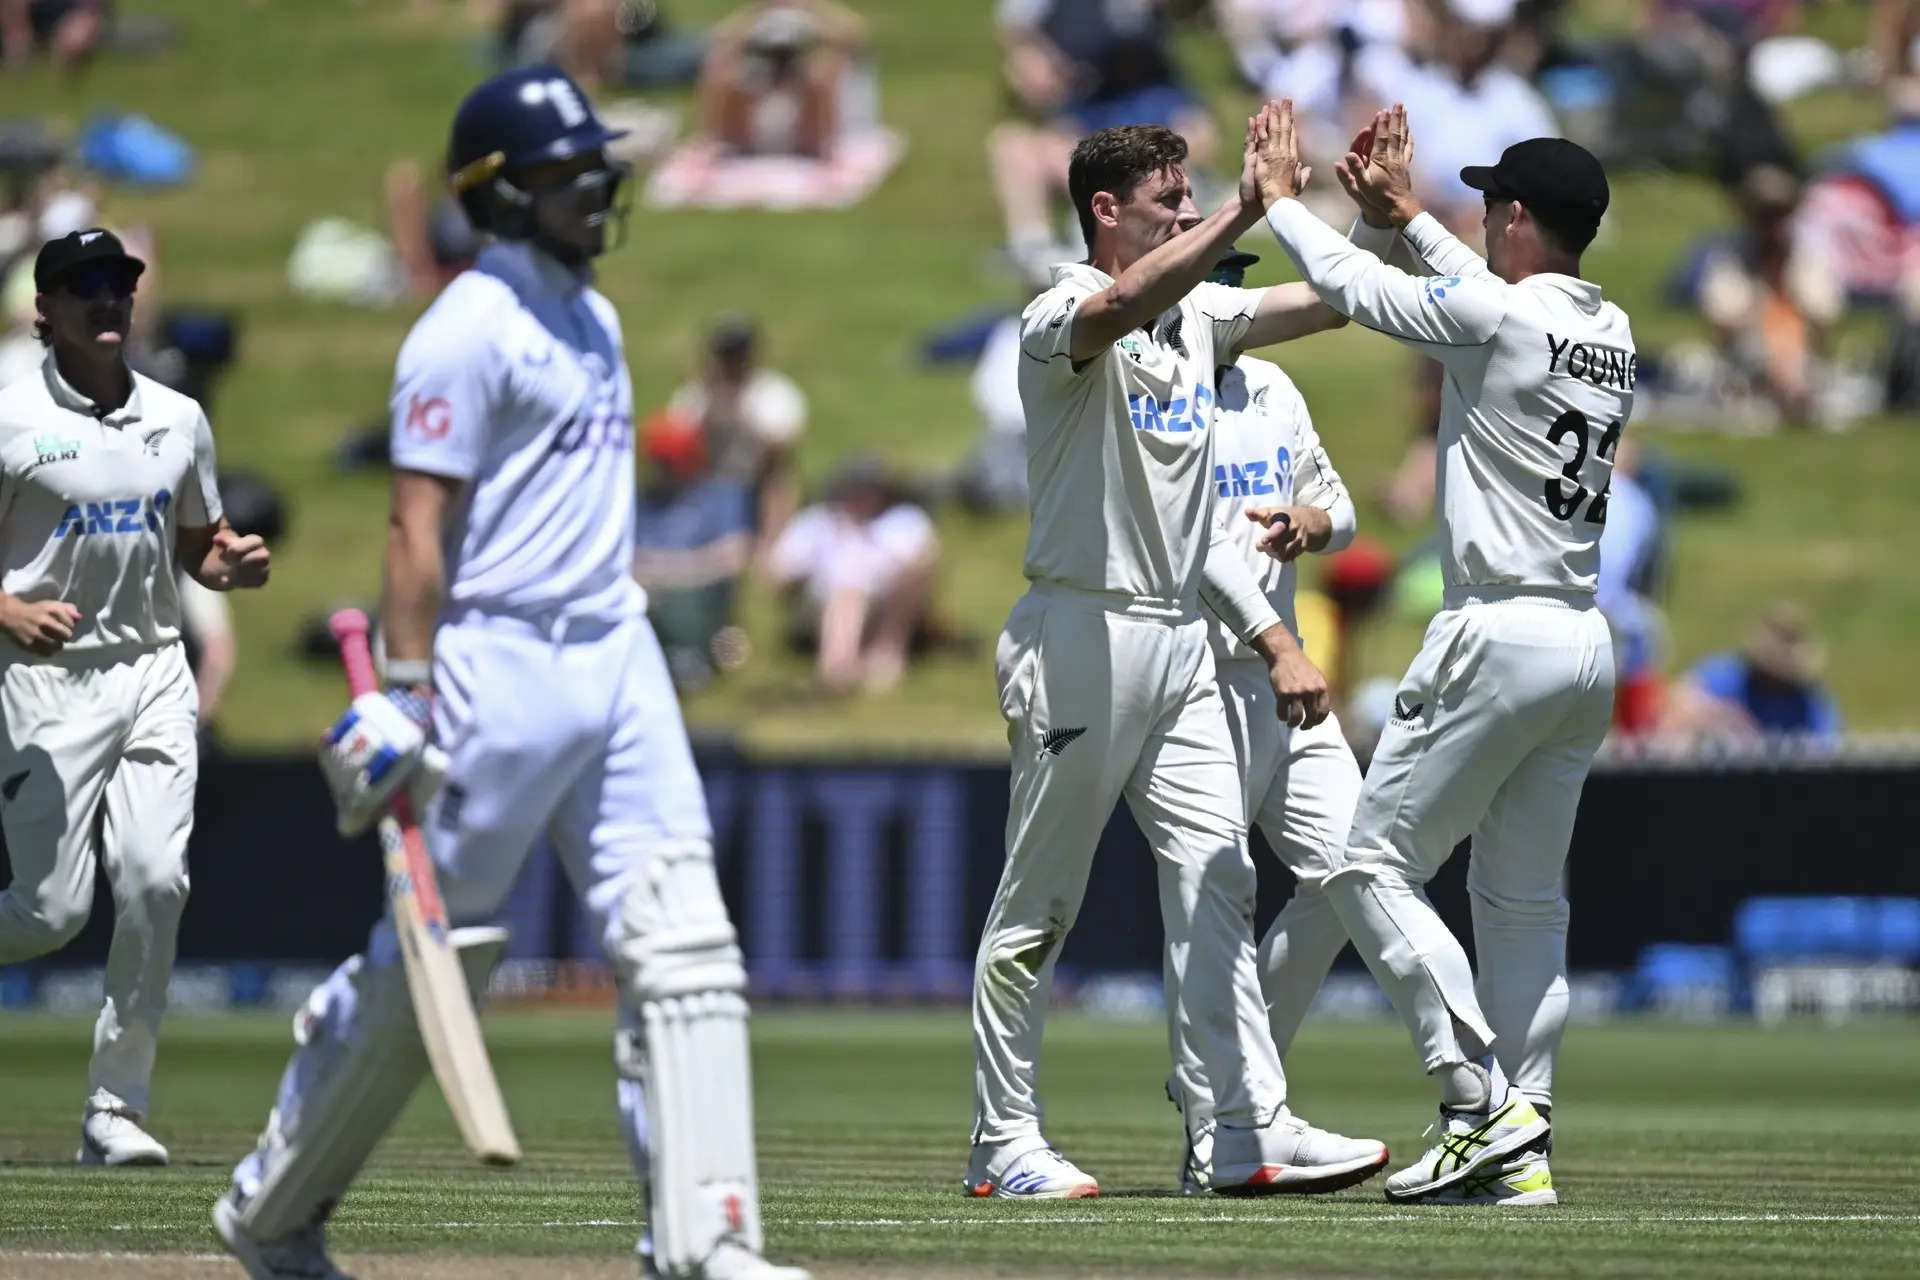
446;66;629;243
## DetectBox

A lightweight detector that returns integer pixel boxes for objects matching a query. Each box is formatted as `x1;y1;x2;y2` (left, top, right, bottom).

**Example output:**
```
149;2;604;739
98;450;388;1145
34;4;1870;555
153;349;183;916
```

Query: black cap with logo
33;227;147;293
1460;138;1609;232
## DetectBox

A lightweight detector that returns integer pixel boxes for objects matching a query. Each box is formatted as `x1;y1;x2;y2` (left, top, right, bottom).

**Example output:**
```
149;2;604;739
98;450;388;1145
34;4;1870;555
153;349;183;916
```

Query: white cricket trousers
1215;660;1363;1059
0;643;197;1115
1327;587;1613;1107
972;583;1287;1147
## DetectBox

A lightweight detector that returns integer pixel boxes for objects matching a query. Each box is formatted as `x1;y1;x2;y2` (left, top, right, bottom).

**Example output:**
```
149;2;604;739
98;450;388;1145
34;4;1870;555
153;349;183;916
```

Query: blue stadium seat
1734;896;1920;963
1628;943;1737;1014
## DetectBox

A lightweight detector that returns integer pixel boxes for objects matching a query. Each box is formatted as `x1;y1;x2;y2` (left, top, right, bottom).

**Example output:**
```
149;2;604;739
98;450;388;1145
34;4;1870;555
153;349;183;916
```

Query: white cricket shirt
1018;262;1281;639
390;240;643;625
1205;352;1354;662
0;355;221;659
1268;202;1636;594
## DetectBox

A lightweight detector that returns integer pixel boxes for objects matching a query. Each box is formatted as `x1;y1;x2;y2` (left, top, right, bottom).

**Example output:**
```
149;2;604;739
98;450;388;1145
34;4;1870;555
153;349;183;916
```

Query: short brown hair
1068;125;1188;251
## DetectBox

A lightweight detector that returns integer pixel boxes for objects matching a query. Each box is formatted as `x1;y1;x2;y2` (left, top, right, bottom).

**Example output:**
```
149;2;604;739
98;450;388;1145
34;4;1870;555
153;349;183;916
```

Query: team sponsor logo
1127;384;1213;434
1392;696;1426;725
404;394;453;440
28;433;81;472
550;408;631;454
1423;275;1461;304
52;488;171;538
1214;447;1291;499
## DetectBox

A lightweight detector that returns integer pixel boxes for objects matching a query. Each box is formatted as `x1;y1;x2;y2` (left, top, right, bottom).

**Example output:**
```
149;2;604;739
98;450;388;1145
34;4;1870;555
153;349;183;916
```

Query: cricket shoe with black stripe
1209;1109;1390;1196
1422;1140;1557;1206
1383;1091;1549;1202
964;1138;1099;1199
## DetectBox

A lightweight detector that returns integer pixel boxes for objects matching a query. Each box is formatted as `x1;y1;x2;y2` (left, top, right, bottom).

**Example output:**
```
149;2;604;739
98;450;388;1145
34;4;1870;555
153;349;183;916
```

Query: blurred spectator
988;0;1216;280
1657;163;1886;431
1;0;108;72
1400;0;1558;229
181;473;287;734
1213;0;1412;163
951;307;1027;513
1371;0;1558;524
492;1;707;90
668;315;806;552
1584;0;1799;181
1795;78;1920;409
769;457;937;694
383;159;483;300
1659;603;1842;743
632;410;755;691
695;0;869;158
1594;442;1667;734
1695;165;1844;427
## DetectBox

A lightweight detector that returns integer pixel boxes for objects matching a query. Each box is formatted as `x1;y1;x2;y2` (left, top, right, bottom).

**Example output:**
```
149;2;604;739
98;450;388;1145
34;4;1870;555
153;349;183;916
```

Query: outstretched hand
1249;99;1311;209
1334;103;1421;229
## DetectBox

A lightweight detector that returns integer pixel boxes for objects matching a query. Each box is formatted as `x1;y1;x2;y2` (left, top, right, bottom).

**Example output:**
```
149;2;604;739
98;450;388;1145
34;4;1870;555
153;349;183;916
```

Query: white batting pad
610;842;762;1277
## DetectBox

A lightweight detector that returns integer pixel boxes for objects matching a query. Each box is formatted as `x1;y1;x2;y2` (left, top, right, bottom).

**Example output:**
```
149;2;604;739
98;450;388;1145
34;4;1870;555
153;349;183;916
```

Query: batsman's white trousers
0;643;197;1115
1328;587;1613;1107
972;583;1286;1147
1215;660;1362;1059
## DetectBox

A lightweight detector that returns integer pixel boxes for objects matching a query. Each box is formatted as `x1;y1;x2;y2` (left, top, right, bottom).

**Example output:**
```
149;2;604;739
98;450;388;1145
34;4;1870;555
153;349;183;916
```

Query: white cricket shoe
213;1190;356;1279
963;1138;1099;1199
1208;1110;1389;1196
1383;1090;1550;1202
75;1098;168;1166
641;1240;811;1279
1422;1141;1558;1206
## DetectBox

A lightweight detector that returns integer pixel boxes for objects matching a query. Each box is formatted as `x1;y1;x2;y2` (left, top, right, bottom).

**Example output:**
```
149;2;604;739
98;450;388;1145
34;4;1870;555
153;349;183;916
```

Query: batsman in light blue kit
215;68;807;1280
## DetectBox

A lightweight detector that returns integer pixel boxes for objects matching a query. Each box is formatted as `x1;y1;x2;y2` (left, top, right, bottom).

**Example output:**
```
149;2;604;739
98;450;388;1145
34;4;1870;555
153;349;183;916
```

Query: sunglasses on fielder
60;264;141;300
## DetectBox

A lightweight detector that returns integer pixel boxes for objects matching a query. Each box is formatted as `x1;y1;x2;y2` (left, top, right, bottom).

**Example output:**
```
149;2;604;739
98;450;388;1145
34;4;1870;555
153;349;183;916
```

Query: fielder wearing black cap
33;227;147;294
31;227;148;414
1459;137;1610;255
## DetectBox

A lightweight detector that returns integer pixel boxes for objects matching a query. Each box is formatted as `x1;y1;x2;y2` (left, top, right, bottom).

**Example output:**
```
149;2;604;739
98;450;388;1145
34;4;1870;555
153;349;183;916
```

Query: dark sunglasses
60;265;140;300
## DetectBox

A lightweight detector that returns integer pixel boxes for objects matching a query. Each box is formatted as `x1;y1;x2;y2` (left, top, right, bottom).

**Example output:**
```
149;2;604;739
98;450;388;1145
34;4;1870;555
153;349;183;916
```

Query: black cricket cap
34;227;146;292
1208;247;1261;286
1460;138;1609;228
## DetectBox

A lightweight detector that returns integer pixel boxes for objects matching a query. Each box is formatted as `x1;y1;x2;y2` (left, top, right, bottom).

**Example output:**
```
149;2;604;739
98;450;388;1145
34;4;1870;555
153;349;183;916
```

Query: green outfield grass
2;1010;1918;1277
0;1;1914;753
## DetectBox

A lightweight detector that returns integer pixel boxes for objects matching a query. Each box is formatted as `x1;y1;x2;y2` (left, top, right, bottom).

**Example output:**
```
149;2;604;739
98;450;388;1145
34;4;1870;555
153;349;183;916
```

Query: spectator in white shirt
668;314;807;550
768;457;937;694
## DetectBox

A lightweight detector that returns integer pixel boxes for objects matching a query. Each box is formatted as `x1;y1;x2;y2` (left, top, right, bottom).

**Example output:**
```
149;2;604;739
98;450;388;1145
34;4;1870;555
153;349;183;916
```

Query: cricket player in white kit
1253;102;1631;1204
215;69;805;1280
968;122;1387;1200
0;228;270;1166
1169;247;1370;1191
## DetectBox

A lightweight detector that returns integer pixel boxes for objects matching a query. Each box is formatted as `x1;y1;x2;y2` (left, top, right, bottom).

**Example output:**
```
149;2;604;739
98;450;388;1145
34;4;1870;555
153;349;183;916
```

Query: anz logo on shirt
1214;448;1293;500
53;489;171;538
1127;384;1214;434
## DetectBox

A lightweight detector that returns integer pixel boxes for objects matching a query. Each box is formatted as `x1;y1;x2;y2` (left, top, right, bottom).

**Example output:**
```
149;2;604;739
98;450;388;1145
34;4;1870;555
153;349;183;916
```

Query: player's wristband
383;657;432;687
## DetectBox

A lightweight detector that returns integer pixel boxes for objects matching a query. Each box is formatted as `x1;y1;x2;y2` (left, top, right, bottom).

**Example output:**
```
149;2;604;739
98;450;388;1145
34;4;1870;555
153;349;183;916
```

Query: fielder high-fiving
1254;98;1633;1206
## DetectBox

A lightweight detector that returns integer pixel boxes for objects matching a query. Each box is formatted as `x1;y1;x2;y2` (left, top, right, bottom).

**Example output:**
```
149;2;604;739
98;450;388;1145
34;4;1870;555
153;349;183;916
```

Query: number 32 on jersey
1542;409;1620;525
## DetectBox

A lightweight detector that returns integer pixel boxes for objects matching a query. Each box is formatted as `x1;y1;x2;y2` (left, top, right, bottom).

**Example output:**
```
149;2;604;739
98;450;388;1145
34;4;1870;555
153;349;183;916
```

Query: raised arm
1253;101;1507;358
1333;104;1495;282
1067;197;1264;361
1236;280;1348;350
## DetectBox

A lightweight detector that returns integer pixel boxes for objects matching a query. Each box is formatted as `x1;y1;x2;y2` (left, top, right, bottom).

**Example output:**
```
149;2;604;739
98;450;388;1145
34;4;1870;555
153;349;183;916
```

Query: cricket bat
330;608;522;1166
